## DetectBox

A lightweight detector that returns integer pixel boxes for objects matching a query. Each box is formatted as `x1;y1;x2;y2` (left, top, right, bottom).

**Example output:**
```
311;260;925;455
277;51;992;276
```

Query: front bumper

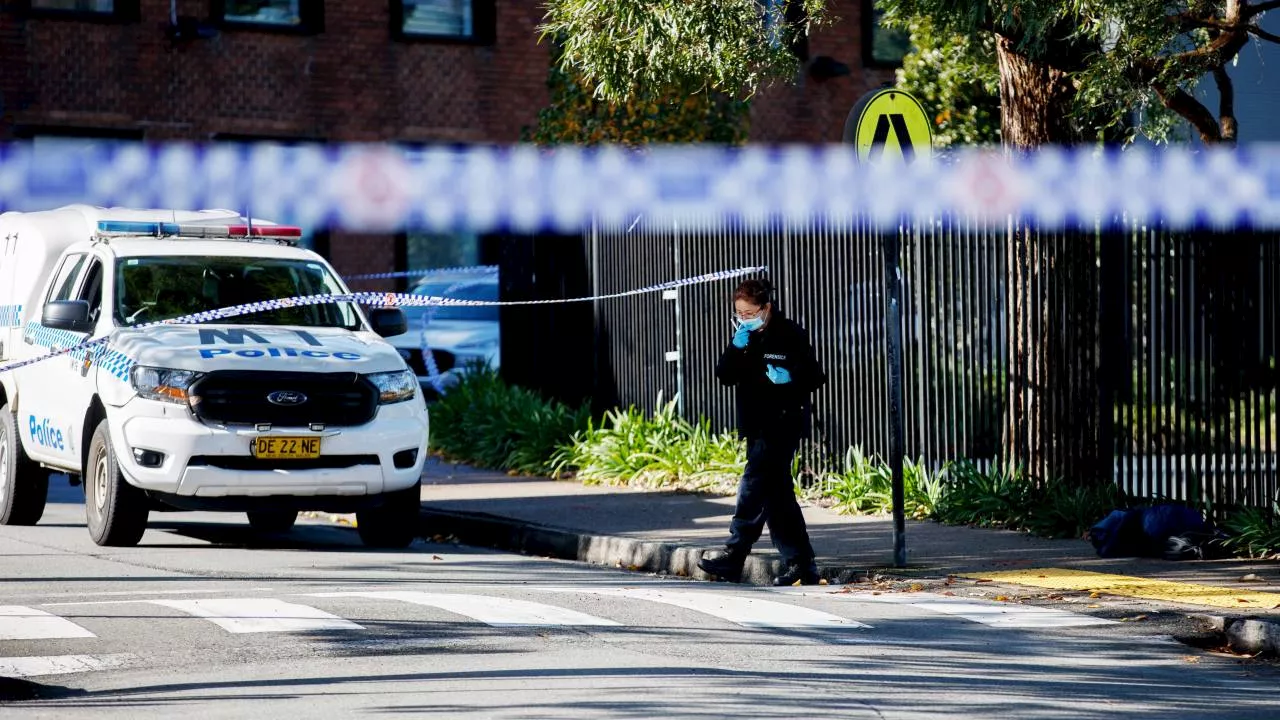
109;398;428;498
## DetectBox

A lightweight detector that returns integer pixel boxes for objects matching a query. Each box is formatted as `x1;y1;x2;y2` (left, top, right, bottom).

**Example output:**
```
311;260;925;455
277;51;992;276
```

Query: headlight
131;366;202;404
367;369;417;404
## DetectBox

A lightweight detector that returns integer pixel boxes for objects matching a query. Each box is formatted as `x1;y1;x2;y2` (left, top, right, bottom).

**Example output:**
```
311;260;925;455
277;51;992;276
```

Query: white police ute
0;205;429;548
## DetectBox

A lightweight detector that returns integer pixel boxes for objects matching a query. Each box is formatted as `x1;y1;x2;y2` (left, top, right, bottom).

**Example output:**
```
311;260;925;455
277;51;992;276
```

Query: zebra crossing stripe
0;606;96;640
772;588;1116;629
546;588;871;630
0;654;136;678
308;591;622;628
145;598;364;634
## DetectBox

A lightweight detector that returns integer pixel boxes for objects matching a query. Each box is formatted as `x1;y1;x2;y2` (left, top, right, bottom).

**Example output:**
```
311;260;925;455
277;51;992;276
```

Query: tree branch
1213;67;1238;143
1153;83;1223;143
1244;0;1280;18
1248;24;1280;43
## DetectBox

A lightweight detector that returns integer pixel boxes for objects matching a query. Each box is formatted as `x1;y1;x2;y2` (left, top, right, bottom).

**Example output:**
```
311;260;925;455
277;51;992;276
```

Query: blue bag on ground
1088;504;1212;559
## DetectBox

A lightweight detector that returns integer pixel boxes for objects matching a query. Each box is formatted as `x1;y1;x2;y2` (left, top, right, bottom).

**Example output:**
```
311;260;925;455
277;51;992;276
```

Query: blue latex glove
732;323;751;349
765;364;792;385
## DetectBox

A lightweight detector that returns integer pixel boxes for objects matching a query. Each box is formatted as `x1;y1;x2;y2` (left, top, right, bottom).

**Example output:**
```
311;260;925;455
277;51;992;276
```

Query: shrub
933;461;1129;539
551;395;745;492
427;362;589;476
807;447;943;519
1222;504;1280;559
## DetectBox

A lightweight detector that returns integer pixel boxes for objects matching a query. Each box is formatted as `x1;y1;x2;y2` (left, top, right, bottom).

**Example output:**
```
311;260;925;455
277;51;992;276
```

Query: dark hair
734;278;773;307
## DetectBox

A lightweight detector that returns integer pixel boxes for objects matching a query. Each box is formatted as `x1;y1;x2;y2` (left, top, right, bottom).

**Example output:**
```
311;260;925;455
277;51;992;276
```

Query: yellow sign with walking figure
842;87;933;165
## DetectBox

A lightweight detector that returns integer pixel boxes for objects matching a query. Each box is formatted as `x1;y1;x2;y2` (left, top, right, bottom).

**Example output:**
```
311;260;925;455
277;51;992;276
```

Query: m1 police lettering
198;347;362;360
198;328;323;347
29;416;65;450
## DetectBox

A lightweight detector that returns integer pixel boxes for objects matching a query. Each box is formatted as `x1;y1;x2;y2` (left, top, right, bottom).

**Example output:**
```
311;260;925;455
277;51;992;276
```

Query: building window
392;0;495;43
862;0;910;68
25;0;139;21
216;0;324;33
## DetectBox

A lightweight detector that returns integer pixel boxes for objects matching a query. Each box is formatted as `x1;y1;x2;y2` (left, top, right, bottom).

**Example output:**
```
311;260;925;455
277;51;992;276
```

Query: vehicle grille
190;371;378;427
188;455;380;471
400;348;456;377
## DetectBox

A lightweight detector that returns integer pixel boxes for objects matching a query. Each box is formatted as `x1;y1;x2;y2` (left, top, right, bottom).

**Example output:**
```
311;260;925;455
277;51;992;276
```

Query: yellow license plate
251;436;321;460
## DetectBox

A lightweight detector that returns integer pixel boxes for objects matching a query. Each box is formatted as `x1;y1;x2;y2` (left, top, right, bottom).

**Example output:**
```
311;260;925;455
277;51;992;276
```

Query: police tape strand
344;265;500;282
0;265;766;376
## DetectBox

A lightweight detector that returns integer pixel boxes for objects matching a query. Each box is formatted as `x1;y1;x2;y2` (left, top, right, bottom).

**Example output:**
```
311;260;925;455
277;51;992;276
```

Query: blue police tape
345;265;499;282
1;141;1278;232
0;265;766;377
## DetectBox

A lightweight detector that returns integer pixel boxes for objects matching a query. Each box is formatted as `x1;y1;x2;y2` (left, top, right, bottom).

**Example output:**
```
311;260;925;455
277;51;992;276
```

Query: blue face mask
735;315;765;332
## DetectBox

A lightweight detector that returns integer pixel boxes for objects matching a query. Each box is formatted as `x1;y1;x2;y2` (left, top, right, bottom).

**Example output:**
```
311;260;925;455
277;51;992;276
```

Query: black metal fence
577;218;1278;509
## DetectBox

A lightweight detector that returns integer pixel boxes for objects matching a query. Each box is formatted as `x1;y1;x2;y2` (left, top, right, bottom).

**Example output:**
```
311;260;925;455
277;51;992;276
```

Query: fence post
886;223;908;568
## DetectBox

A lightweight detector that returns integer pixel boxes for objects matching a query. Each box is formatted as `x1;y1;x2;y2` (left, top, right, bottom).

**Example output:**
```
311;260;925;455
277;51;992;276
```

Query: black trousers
725;434;816;566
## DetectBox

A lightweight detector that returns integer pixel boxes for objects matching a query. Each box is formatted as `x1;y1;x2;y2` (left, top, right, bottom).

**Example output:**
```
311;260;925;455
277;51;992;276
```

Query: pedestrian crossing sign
843;87;933;165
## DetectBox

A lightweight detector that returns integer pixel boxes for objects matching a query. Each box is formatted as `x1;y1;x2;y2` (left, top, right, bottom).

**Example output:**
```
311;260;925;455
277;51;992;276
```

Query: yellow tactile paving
958;568;1280;610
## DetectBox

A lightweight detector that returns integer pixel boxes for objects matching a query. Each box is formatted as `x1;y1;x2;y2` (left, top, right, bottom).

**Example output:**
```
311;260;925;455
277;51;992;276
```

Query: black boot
697;549;746;582
772;561;820;587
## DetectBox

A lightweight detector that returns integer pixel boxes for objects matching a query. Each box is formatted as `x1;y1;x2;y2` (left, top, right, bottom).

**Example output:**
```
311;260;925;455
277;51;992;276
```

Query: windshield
115;256;361;330
409;279;499;322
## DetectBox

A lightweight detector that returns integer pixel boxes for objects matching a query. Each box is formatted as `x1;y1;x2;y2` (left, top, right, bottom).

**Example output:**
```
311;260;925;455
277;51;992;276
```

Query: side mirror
368;307;407;338
43;300;93;333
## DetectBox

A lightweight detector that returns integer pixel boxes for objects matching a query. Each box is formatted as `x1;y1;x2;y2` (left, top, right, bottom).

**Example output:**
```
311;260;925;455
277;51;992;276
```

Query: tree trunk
995;36;1103;486
995;36;1081;148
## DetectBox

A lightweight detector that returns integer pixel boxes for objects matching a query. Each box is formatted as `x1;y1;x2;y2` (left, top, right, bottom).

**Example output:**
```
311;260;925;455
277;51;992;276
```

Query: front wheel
356;481;421;549
0;403;48;526
85;421;149;547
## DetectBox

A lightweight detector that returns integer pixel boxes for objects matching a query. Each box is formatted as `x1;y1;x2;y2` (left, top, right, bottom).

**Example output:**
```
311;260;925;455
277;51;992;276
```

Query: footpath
407;458;1280;657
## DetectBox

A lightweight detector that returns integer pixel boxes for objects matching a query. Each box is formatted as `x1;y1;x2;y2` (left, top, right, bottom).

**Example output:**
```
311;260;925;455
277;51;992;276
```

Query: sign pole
843;86;932;570
884;227;907;569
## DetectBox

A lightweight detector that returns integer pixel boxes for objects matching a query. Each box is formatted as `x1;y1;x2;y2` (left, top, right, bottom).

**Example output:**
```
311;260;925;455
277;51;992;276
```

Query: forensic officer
698;278;825;586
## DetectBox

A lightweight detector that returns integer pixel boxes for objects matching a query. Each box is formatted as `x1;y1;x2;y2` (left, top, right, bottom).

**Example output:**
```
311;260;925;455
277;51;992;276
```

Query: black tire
0;403;48;526
85;420;149;547
356;481;421;549
247;510;297;534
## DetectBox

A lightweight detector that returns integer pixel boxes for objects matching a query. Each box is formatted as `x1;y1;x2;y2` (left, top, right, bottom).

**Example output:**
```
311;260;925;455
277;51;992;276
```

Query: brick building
0;0;897;279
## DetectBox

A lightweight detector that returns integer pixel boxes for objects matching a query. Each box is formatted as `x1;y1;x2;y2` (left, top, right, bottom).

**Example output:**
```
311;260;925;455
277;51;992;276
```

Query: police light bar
96;220;303;242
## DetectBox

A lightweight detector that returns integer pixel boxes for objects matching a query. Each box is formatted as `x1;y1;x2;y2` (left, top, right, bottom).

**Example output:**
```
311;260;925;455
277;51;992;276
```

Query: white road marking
772;588;1117;629
146;598;364;634
0;606;96;640
545;587;872;630
36;588;276;607
0;653;135;677
309;591;622;628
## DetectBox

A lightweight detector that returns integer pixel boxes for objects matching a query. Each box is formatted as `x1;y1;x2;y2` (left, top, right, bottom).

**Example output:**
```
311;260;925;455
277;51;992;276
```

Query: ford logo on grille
266;391;308;406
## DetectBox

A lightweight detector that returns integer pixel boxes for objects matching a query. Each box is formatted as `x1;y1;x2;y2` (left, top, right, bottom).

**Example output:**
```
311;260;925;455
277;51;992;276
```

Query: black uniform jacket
715;310;826;441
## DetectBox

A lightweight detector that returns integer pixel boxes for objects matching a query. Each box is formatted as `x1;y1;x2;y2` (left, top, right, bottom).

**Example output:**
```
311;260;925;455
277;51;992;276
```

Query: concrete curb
419;507;869;587
1192;614;1280;657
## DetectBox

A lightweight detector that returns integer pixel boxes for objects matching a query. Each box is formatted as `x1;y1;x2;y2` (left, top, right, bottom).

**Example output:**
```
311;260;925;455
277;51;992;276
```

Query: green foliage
879;0;1274;144
1222;504;1280;559
934;461;1129;539
892;16;1001;147
551;395;746;492
525;56;750;146
539;0;828;102
427;362;590;476
805;447;942;519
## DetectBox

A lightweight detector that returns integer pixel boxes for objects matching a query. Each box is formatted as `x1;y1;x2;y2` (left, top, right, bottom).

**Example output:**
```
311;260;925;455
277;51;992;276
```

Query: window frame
211;0;325;36
45;254;90;308
861;0;909;69
389;0;496;45
20;0;140;23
